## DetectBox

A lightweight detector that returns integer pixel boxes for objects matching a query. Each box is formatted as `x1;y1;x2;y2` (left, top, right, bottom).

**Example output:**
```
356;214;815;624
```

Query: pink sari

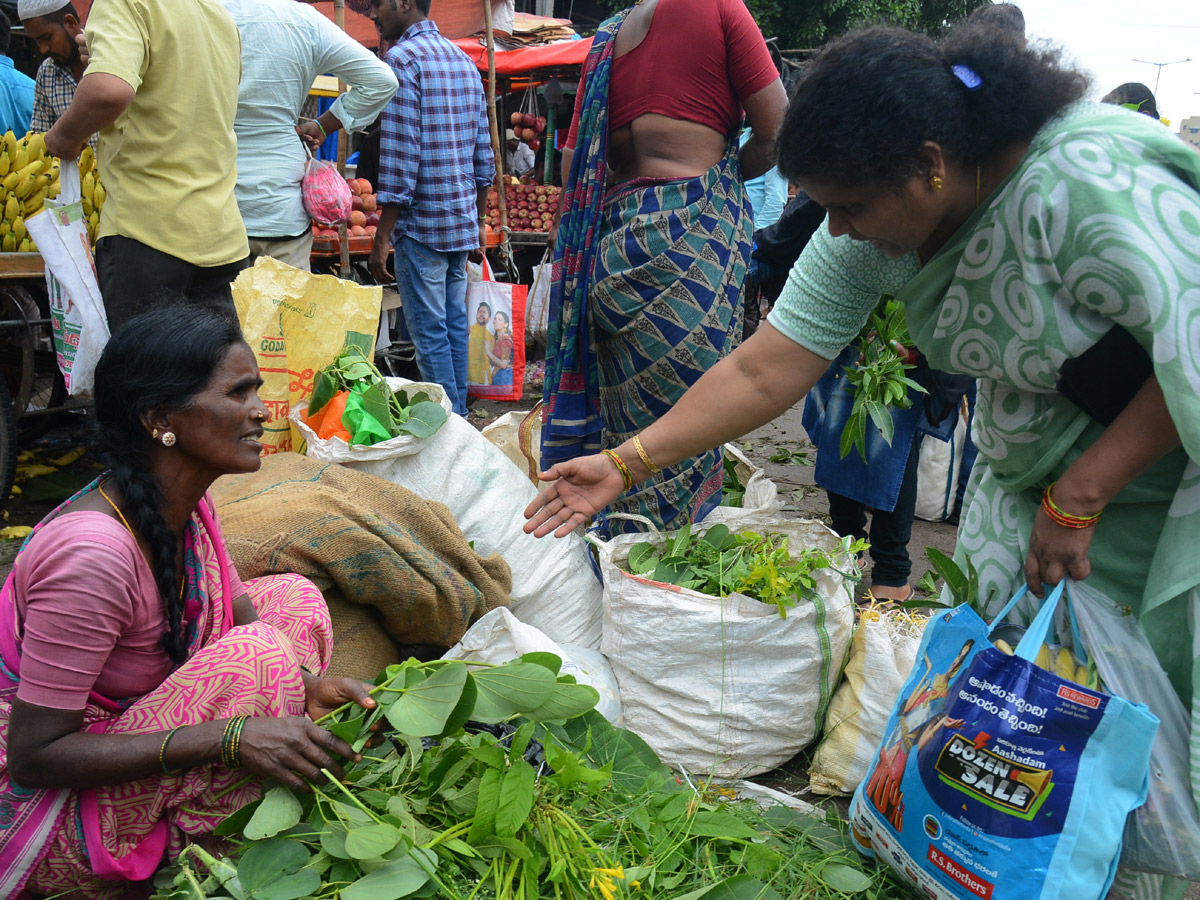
0;483;331;900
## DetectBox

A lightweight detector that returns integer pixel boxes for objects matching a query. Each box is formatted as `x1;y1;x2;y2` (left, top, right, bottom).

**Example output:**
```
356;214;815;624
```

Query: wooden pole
335;0;351;278
482;0;508;252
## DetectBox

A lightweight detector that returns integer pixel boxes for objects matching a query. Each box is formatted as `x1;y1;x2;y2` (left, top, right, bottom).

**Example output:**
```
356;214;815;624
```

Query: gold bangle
159;725;184;775
631;434;661;475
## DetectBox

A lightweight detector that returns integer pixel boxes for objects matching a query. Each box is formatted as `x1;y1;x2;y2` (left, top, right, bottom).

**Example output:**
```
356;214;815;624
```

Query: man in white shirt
221;0;397;269
504;129;536;179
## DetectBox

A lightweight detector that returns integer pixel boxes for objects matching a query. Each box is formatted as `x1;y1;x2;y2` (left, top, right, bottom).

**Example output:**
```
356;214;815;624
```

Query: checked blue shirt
378;19;494;253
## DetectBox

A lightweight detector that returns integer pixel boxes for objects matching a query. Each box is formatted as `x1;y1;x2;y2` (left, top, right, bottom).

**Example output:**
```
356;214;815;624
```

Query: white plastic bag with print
26;165;108;396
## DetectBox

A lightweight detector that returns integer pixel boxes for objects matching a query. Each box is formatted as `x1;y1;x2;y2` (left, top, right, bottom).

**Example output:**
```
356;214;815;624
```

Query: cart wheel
18;349;68;442
0;285;41;417
0;376;16;513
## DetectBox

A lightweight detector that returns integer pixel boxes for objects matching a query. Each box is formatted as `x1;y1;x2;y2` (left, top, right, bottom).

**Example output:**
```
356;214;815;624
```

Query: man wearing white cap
504;128;535;179
17;0;94;149
43;0;249;328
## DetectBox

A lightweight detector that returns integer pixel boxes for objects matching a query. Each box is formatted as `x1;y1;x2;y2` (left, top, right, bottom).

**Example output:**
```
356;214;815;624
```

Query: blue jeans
393;235;469;416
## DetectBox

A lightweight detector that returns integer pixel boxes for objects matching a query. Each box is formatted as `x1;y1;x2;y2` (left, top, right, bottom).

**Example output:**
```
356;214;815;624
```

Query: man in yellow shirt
45;0;249;328
467;301;493;386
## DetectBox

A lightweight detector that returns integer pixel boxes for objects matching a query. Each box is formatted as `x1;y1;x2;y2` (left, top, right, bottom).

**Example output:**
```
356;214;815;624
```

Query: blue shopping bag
849;581;1158;900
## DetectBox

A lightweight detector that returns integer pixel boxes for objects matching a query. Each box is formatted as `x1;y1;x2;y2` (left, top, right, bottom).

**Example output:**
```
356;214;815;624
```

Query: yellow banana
0;221;10;238
1073;664;1089;687
0;151;9;179
26;237;36;253
47;181;60;200
4;194;17;222
1054;647;1077;681
88;209;99;232
1;172;17;192
25;132;44;160
11;160;42;184
1;231;15;252
23;187;46;216
81;194;93;217
13;174;38;200
92;182;105;209
17;237;30;253
79;144;94;173
3;131;16;159
1034;643;1052;672
993;638;1015;655
12;216;25;242
12;147;27;171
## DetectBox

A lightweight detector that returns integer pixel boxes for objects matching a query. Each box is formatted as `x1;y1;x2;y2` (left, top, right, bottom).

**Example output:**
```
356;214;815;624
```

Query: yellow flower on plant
596;867;625;879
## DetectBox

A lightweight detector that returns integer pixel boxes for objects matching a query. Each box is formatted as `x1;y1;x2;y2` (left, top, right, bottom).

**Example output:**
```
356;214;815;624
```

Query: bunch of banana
992;638;1100;690
0;130;107;252
78;144;105;244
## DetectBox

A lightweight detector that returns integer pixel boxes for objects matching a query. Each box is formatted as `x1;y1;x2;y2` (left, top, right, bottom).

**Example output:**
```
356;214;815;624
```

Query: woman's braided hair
91;303;245;663
776;21;1089;191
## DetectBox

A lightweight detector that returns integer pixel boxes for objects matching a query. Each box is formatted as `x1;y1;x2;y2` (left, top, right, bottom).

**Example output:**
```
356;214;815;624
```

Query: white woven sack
442;607;621;725
914;403;968;522
807;607;927;795
596;518;855;777
481;406;542;485
700;444;785;528
292;379;604;648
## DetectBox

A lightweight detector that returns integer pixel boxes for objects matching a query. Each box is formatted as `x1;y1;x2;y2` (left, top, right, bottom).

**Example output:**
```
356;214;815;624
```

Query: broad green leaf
684;810;761;840
866;399;894;445
927;547;968;600
438;673;478;738
495;758;536;838
237;839;310;892
340;850;433;900
329;712;366;745
215;797;260;837
818;863;873;893
518;652;562;675
307;370;339;416
521;682;600;723
343;331;376;358
343;361;374;381
250;870;321;900
674;875;780;900
469;663;556;723
385;663;468;736
345;823;403;859
395;401;448;438
360;382;396;436
508;721;535;760
627;541;659;575
467;766;503;843
558;710;669;792
701;524;734;551
243;787;303;841
320;823;351;859
471;837;534;860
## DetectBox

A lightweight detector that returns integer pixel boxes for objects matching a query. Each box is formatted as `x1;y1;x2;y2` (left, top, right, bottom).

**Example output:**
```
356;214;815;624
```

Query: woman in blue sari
540;0;787;535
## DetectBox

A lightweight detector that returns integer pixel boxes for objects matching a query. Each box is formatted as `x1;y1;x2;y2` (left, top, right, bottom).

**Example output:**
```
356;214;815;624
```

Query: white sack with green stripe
594;519;855;778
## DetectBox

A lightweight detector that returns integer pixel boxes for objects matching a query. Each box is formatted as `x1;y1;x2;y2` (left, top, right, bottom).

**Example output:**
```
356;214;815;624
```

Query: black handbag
1055;325;1153;426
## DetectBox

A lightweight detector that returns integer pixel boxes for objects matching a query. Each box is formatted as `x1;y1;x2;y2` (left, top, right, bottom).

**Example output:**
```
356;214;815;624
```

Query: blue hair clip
951;64;983;91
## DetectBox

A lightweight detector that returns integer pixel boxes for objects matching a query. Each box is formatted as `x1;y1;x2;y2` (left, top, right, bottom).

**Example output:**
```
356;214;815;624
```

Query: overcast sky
1016;0;1200;126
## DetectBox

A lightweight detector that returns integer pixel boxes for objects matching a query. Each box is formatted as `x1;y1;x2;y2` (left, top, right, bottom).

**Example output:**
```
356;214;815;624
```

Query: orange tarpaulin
452;37;592;76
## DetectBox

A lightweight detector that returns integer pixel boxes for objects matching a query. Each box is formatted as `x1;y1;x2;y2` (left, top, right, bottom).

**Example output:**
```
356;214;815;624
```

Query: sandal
860;585;915;609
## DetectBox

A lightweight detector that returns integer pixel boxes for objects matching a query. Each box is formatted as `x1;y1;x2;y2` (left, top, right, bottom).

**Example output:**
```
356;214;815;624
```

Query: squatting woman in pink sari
0;304;375;899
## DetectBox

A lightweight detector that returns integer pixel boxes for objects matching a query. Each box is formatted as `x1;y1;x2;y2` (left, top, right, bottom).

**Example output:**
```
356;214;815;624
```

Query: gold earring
930;175;944;191
152;428;159;439
161;431;177;447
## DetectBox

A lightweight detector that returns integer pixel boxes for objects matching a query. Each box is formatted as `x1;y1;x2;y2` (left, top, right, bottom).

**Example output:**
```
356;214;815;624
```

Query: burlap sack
211;454;512;654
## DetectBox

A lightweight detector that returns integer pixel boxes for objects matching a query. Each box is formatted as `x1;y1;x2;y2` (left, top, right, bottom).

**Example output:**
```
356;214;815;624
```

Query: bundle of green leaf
622;524;865;618
152;653;910;900
305;343;449;447
839;298;926;460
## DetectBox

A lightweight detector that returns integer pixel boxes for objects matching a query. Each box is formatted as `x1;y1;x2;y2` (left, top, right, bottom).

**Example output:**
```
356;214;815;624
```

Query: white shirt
222;0;398;238
505;141;536;176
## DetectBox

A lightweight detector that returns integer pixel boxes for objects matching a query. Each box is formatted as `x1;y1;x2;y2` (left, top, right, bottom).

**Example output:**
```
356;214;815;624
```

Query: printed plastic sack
595;518;855;777
808;605;927;796
466;258;526;402
26;165;108;396
442;607;621;725
292;378;604;648
481;404;542;484
234;257;381;454
1068;579;1200;879
525;249;552;345
301;150;352;225
915;403;969;522
700;443;784;528
850;582;1158;900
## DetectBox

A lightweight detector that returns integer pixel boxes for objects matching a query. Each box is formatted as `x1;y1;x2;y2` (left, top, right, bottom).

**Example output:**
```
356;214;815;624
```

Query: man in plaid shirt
368;0;494;417
18;0;96;150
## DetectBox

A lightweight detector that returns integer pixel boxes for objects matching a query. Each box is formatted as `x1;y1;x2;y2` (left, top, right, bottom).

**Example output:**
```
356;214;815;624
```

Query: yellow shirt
85;0;248;266
468;323;493;385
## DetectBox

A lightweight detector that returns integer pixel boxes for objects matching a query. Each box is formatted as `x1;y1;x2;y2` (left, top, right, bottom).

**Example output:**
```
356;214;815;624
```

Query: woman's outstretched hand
523;454;625;538
238;716;360;792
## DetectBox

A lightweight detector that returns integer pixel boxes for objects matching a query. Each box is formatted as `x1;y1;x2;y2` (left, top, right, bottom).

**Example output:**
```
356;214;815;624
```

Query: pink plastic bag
302;149;352;226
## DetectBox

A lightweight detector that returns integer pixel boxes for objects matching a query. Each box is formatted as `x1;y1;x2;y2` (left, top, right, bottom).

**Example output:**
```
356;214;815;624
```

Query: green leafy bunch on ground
152;654;913;900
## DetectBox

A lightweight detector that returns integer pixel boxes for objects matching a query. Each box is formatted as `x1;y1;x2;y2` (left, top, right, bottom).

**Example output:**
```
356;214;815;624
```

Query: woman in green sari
525;20;1200;895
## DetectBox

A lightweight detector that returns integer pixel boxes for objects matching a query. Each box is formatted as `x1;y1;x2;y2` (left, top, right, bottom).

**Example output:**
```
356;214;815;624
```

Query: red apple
362;194;377;213
351;195;364;212
347;178;363;196
510;111;523;126
349;225;366;237
522;112;537;128
535;116;546;133
528;138;541;152
366;211;380;226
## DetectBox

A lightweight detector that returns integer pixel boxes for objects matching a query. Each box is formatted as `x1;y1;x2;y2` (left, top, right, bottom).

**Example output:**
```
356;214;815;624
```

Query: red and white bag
465;259;526;402
301;147;351;226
